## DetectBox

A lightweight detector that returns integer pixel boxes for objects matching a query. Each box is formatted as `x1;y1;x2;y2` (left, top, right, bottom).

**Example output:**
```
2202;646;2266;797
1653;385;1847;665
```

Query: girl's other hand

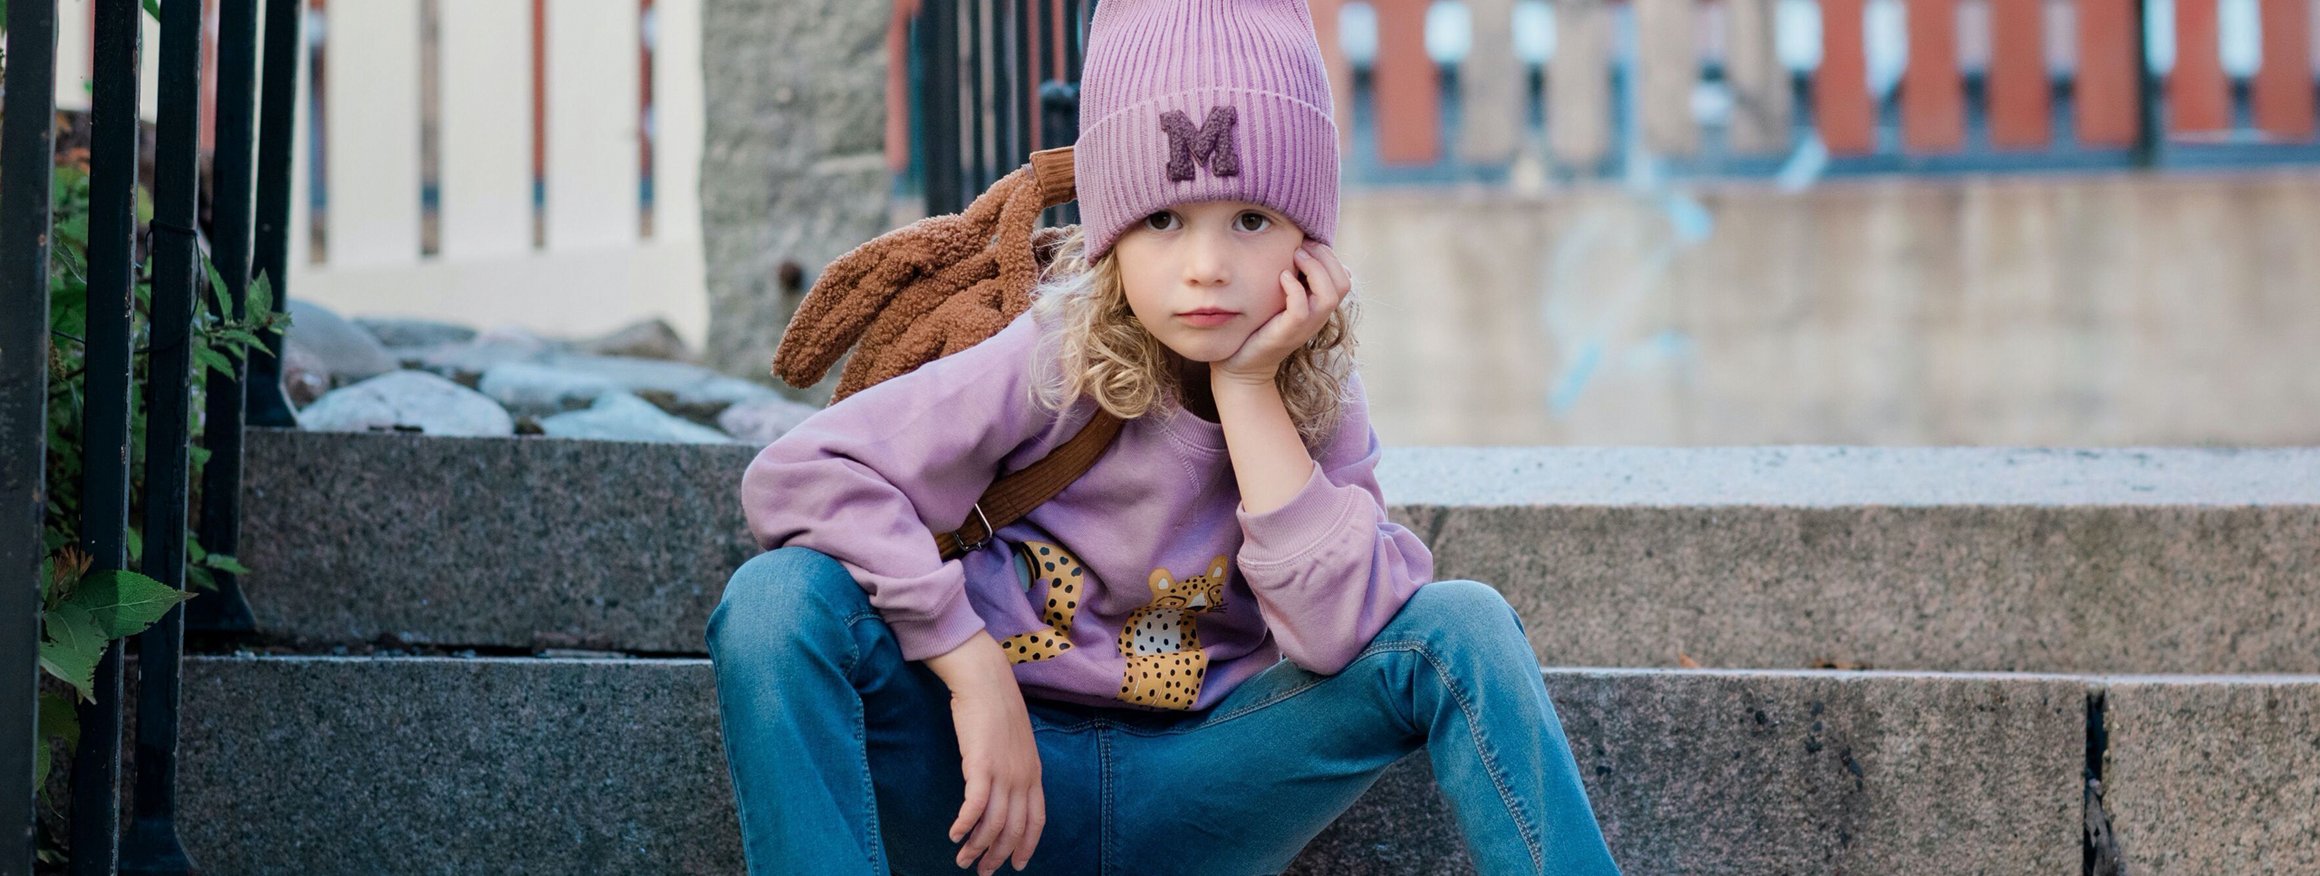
1214;239;1350;386
948;679;1045;874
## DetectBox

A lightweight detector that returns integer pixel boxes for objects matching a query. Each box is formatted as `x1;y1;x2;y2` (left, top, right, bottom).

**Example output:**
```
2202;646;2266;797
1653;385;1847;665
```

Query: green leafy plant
33;152;288;865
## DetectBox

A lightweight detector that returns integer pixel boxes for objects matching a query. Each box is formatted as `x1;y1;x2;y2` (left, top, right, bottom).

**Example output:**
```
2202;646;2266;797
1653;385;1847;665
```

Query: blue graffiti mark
1537;188;1713;418
1550;341;1604;416
1660;192;1714;244
1628;329;1697;368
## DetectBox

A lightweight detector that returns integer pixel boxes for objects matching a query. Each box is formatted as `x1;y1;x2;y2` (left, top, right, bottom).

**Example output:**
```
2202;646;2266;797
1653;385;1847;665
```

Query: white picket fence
52;0;709;350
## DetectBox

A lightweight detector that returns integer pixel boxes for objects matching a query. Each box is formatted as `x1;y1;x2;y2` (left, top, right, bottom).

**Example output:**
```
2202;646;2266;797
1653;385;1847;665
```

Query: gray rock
539;392;741;444
716;395;820;446
537;352;781;421
578;318;694;362
286;300;398;385
404;326;560;385
280;341;332;409
478;362;621;417
353;317;478;349
297;371;515;437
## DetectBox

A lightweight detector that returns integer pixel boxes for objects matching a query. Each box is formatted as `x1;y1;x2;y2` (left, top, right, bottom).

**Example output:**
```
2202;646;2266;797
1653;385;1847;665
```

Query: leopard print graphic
997;540;1086;665
1115;556;1231;710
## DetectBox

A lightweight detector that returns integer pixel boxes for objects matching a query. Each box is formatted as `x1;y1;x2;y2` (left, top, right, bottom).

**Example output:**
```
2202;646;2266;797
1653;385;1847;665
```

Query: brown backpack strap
934;409;1126;561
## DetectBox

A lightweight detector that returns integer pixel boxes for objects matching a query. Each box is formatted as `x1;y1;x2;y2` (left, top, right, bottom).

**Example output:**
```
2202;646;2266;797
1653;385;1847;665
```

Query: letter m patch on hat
1159;106;1240;181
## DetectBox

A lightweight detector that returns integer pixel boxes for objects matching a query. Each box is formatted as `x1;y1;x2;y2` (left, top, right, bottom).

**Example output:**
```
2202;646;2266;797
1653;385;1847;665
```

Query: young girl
708;1;1620;873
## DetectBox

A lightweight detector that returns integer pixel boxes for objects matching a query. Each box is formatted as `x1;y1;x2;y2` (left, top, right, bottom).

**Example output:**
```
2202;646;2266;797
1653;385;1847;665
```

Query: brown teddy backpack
771;146;1125;562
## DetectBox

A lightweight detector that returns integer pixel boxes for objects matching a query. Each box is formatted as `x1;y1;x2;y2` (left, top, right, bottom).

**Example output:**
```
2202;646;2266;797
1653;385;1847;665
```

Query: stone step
79;657;2317;874
240;429;2320;672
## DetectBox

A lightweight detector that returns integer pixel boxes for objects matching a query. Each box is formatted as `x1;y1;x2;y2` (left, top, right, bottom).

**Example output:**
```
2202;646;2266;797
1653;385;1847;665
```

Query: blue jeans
706;546;1621;876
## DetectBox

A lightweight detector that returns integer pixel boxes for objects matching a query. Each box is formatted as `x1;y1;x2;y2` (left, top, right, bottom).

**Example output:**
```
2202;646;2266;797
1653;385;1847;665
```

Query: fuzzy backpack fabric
773;147;1080;403
770;146;1123;561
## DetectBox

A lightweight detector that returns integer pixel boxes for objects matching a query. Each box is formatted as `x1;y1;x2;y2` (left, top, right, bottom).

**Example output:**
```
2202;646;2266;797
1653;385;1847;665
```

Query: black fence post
993;0;1017;177
913;0;1100;217
2130;0;2161;167
71;0;148;870
2;0;62;866
243;0;303;431
118;0;206;868
1041;81;1080;226
1015;0;1036;159
966;0;989;193
920;0;964;215
187;0;265;637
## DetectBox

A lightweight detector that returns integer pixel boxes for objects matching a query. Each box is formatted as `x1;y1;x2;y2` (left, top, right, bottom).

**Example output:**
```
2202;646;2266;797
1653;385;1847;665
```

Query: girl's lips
1178;311;1238;327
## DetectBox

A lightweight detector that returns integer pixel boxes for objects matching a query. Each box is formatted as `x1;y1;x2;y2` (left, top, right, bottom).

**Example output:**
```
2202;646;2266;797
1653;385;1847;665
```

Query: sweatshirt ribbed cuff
884;581;990;663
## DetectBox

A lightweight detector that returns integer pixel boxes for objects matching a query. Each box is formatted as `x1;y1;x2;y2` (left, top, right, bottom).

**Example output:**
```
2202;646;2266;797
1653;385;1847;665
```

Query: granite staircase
64;429;2320;874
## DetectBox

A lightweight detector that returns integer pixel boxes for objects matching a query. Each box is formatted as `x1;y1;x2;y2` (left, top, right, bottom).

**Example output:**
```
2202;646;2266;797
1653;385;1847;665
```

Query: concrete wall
697;0;892;395
1339;170;2320;446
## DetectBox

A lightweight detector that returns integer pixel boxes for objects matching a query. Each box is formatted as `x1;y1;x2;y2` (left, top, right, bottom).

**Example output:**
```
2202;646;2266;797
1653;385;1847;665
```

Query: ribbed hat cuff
1076;86;1339;262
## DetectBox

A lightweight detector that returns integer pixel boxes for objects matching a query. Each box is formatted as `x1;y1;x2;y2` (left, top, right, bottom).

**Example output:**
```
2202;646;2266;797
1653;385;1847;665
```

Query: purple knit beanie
1073;0;1340;262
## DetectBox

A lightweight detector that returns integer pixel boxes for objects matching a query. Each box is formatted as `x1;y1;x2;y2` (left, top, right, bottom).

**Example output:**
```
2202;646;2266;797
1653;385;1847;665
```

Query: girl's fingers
977;791;1016;875
1304;241;1343;287
991;791;1031;874
1017;790;1045;869
1302;249;1348;324
1323;252;1350;310
951;774;989;843
1300;247;1342;305
1300;251;1326;304
960;793;1008;869
1318;243;1352;291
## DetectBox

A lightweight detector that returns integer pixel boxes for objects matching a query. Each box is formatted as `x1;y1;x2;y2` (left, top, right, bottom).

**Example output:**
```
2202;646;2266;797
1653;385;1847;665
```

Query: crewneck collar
1154;395;1227;453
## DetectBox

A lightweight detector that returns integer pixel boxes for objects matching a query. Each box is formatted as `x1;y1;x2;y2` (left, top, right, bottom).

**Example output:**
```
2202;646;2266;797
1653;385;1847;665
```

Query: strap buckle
956;503;995;554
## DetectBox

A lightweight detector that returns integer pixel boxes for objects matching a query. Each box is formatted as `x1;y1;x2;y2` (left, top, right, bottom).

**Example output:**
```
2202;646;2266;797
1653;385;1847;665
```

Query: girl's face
1111;199;1305;366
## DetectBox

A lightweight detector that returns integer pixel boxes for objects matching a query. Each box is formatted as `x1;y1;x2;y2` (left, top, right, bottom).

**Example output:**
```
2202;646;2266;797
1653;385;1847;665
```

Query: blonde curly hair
1026;225;1360;452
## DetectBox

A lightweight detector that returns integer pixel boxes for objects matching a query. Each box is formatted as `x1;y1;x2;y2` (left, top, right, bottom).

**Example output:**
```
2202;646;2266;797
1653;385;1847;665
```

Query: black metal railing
4;0;297;870
2;1;66;868
911;0;1096;221
65;2;147;868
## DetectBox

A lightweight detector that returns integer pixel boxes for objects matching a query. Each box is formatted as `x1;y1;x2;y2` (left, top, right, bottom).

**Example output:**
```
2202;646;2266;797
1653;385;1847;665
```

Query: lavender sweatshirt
739;310;1434;712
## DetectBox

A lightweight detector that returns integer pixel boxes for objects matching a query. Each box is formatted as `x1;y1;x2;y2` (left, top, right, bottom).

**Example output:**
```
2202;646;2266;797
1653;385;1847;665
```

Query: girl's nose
1181;228;1230;286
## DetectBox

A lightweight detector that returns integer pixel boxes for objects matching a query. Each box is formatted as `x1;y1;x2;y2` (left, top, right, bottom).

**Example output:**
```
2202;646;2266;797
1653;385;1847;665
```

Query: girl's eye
1143;211;1179;231
1235;211;1272;232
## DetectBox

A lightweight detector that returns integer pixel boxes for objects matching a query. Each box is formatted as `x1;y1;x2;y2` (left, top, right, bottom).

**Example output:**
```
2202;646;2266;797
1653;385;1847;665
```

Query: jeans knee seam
717;702;764;871
1412;641;1546;874
837;606;885;871
1099;726;1116;871
853;689;884;873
